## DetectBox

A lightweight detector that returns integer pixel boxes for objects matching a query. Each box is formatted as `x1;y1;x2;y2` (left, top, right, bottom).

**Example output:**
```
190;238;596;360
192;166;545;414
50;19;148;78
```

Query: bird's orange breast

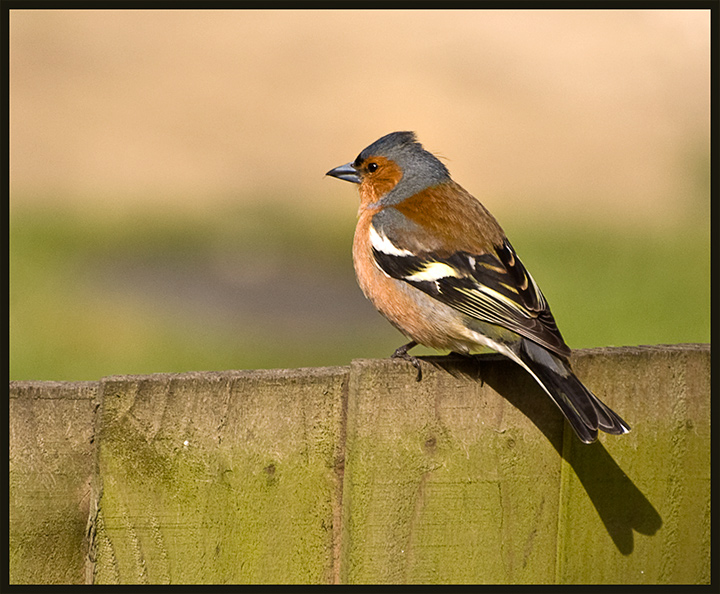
352;207;472;351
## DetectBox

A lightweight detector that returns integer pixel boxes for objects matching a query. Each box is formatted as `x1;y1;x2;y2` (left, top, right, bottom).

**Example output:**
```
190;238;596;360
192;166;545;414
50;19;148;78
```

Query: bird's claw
391;341;423;381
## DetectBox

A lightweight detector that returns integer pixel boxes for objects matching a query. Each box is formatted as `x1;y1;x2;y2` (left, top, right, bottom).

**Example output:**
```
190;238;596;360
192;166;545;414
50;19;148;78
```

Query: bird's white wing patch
405;262;460;282
369;225;413;257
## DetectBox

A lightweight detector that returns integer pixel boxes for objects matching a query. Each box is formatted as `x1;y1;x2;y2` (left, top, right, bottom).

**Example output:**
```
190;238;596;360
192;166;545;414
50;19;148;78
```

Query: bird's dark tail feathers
518;340;631;444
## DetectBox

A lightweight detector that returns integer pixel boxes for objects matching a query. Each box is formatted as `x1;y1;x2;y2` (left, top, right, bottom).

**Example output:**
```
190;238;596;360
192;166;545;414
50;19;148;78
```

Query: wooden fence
9;344;710;584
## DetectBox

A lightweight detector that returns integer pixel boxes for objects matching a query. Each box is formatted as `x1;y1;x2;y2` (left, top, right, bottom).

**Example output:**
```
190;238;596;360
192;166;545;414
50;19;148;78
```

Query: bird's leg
391;341;422;382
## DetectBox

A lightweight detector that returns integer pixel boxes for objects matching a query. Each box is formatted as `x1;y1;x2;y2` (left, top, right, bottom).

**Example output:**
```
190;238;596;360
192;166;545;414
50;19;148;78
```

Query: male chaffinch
326;131;630;444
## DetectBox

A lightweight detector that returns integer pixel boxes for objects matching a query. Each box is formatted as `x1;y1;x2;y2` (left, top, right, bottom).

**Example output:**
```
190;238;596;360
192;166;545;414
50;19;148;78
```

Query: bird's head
326;131;450;206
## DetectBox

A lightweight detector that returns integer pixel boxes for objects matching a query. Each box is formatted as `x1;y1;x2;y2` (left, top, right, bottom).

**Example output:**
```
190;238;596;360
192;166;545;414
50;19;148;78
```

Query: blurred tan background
11;9;709;222
10;9;710;381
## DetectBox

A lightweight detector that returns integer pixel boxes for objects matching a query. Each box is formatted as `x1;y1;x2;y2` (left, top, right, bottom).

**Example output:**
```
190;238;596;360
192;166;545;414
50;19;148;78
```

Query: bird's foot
392;341;422;381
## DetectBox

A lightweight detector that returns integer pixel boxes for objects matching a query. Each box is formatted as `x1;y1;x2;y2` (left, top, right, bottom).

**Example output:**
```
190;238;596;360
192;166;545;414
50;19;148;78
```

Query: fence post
9;344;710;584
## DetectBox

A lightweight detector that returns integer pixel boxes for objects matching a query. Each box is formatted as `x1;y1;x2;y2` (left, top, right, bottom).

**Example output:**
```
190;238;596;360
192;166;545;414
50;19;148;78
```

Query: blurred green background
10;10;710;381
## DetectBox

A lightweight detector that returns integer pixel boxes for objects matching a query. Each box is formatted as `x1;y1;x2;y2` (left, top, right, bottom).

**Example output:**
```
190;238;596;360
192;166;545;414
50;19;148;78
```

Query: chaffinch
326;131;630;444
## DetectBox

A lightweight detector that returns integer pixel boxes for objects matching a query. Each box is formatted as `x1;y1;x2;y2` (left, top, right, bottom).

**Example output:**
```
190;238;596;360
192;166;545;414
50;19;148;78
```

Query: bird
326;131;630;444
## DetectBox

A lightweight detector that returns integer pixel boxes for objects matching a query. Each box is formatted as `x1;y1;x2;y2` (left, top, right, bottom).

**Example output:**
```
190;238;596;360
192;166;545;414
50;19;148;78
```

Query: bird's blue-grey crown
355;131;451;204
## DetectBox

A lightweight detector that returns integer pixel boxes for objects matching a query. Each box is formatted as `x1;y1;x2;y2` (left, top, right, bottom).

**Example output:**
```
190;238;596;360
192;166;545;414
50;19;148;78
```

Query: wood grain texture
8;345;710;584
557;346;710;584
9;381;99;584
340;355;564;584
93;368;348;584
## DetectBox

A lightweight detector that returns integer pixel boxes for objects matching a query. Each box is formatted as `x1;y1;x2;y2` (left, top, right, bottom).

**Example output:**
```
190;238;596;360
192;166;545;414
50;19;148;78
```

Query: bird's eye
367;162;379;173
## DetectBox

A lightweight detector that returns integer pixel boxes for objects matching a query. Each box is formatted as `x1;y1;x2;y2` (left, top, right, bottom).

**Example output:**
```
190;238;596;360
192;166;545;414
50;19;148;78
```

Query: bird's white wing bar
369;225;413;257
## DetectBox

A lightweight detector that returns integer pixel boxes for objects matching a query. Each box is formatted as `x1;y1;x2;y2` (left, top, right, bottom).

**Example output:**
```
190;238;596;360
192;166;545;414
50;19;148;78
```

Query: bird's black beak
326;162;361;184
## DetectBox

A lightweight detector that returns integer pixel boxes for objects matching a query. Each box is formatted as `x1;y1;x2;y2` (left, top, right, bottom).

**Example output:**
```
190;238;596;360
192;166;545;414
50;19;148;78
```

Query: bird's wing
370;219;572;359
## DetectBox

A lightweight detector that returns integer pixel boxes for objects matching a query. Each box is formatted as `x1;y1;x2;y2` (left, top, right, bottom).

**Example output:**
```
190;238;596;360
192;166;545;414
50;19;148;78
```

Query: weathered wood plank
340;355;566;584
339;345;710;584
9;381;99;585
91;367;348;584
8;345;711;584
556;345;710;584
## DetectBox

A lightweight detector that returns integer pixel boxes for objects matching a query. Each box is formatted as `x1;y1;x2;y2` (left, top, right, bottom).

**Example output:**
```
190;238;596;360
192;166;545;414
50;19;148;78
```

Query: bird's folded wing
371;225;571;359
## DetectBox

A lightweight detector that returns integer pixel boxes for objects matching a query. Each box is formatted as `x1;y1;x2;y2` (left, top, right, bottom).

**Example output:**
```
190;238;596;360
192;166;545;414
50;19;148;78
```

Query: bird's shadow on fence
422;353;663;556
